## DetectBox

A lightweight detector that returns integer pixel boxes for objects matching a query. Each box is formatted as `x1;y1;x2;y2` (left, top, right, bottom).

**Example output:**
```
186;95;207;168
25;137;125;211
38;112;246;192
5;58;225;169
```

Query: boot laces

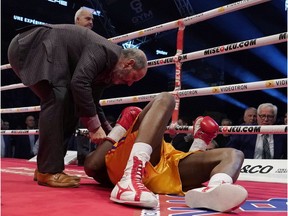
131;156;149;192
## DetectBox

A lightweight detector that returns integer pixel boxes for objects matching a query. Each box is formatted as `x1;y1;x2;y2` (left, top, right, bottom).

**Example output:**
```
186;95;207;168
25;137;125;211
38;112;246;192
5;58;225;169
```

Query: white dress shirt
254;134;274;159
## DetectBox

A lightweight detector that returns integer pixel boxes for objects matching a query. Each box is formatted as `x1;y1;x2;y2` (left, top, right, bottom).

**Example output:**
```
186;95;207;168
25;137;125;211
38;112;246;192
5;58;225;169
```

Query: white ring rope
169;125;287;134
1;106;40;114
2;33;286;93
0;0;270;71
1;125;287;136
109;0;270;43
1;0;286;137
147;32;287;68
0;64;12;70
1;78;286;113
1;83;26;91
99;79;287;106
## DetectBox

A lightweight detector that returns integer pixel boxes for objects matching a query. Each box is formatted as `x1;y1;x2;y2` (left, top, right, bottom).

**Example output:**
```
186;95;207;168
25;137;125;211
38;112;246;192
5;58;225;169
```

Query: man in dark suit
214;118;233;148
7;24;148;188
227;103;287;159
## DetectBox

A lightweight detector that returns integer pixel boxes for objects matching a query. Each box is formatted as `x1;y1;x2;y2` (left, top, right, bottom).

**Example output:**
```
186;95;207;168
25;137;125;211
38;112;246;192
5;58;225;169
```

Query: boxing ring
1;0;287;215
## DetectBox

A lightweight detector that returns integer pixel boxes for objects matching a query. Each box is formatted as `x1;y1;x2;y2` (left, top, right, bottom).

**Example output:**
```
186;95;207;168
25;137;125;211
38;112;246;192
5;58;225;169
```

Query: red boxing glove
116;106;142;130
193;116;219;145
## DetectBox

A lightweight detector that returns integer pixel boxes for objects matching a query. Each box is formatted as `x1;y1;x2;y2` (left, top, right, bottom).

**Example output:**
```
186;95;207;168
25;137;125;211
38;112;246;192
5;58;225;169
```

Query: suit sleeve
226;134;240;149
90;83;113;134
71;46;108;132
97;105;113;134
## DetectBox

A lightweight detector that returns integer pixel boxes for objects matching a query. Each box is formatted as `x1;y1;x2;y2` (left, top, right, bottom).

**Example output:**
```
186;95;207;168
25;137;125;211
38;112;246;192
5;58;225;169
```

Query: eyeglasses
258;114;274;120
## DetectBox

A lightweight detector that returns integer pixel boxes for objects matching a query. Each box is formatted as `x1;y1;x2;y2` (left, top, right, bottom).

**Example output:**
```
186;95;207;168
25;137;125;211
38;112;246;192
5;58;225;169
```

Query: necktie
262;134;271;159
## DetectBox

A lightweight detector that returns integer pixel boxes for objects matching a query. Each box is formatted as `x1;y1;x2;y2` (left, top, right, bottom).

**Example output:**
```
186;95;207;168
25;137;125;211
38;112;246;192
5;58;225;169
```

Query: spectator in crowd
214;118;233;148
2;121;10;130
243;107;257;125
1;120;10;131
74;7;94;29
277;112;287;125
14;115;39;159
227;103;287;159
1;119;14;158
171;118;193;152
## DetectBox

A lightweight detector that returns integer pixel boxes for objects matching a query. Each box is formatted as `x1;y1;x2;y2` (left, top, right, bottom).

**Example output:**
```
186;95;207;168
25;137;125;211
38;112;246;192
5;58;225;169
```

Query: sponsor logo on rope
218;7;225;13
105;98;123;104
174;125;190;131
143;25;163;34
226;0;250;8
204;39;256;56
220;126;261;133
211;87;220;93
11;130;30;134
184;13;204;22
138;95;157;101
178;90;198;96
148;55;187;66
109;34;129;42
132;97;139;102
219;84;248;92
275;79;287;87
265;80;275;88
279;32;286;40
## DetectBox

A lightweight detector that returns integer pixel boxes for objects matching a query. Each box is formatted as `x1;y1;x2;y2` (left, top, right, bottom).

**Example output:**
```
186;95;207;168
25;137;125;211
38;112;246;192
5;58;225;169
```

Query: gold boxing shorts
105;124;194;195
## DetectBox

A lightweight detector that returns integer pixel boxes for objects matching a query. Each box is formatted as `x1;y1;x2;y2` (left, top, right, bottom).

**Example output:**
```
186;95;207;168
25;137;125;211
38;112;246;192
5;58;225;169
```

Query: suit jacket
214;134;231;148
227;133;287;159
8;24;122;130
14;135;39;159
1;135;14;157
171;134;192;152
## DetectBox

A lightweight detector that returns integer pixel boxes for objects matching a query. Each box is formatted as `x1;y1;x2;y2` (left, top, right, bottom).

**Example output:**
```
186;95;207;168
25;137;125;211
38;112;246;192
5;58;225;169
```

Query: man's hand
89;126;106;144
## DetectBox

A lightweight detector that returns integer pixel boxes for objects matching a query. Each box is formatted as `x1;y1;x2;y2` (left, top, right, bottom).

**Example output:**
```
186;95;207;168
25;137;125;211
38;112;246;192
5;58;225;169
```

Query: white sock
208;173;233;187
189;138;207;151
106;124;126;143
129;142;152;161
122;142;152;179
